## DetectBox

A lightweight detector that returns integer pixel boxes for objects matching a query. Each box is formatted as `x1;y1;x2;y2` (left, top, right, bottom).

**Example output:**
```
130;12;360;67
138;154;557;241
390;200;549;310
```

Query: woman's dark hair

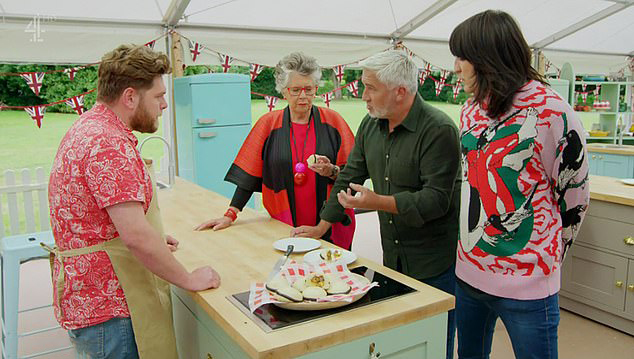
449;10;545;119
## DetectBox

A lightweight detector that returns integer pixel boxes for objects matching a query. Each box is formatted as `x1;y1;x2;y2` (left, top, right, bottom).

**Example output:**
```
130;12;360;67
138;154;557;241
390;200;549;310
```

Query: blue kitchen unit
174;74;252;204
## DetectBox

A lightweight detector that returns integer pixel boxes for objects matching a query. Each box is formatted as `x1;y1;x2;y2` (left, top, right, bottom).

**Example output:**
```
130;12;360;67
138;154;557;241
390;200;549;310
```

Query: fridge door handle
198;132;218;139
198;118;216;125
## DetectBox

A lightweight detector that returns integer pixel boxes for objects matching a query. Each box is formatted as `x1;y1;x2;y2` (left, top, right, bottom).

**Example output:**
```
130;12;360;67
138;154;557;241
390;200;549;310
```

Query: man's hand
337;183;398;213
337;183;377;209
185;266;221;291
308;155;336;178
166;235;179;252
194;216;232;231
291;220;331;239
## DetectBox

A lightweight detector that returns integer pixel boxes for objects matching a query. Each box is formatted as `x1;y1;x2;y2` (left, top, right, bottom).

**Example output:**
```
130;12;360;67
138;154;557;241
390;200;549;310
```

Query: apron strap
40;241;109;317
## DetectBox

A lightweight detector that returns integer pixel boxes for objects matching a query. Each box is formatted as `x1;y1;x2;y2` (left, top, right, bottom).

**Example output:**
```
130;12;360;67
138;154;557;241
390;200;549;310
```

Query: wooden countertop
158;178;454;359
586;144;634;155
590;175;634;206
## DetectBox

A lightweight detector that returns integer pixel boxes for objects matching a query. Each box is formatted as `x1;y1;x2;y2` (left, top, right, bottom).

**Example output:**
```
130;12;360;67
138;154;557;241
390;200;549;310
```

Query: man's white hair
358;50;418;94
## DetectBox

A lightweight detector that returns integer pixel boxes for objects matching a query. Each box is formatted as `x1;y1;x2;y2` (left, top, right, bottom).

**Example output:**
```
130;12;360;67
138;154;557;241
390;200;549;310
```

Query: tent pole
168;29;184;175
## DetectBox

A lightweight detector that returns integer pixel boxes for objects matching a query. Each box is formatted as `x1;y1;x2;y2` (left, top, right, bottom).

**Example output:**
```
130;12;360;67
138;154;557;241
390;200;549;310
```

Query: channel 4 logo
24;14;57;43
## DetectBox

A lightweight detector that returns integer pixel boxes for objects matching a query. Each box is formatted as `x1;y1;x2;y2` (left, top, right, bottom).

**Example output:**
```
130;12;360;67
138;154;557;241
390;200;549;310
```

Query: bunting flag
264;96;278;112
219;53;234;73
65;95;86;115
189;40;203;62
333;65;345;82
64;67;79;81
545;60;551;72
249;63;264;81
594;88;600;99
440;70;448;84
24;106;46;128
418;68;427;85
21;72;45;96
581;92;588;102
144;40;156;49
582;83;587;92
596;85;601;94
452;81;462;100
434;80;445;96
346;80;359;97
322;92;334;107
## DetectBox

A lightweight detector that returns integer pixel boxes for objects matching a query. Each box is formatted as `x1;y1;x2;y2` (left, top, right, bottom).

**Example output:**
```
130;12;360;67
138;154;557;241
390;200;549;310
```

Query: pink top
457;80;590;300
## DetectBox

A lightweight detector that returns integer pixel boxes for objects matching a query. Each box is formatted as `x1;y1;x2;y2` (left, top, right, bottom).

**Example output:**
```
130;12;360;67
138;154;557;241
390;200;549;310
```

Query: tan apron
42;161;178;359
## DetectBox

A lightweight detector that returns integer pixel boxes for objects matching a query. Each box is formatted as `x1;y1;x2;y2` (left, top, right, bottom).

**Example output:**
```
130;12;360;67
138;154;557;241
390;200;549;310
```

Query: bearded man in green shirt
292;50;461;359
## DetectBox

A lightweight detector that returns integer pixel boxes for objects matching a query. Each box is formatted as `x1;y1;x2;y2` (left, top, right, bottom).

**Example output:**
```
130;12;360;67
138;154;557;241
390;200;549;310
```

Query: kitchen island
560;175;634;335
158;178;454;359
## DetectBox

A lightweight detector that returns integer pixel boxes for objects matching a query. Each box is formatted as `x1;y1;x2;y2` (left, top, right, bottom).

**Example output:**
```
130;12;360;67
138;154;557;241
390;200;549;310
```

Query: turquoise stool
0;230;72;359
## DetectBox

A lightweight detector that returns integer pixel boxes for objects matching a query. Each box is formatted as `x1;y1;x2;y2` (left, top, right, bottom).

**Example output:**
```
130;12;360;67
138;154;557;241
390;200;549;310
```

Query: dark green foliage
0;64;97;112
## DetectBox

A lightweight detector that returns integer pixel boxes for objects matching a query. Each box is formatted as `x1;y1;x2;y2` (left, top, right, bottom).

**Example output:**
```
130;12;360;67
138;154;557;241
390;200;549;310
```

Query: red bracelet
224;208;237;222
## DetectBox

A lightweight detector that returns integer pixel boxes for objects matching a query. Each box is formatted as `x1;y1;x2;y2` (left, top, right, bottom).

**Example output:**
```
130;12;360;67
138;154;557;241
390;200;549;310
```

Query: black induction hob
228;266;417;331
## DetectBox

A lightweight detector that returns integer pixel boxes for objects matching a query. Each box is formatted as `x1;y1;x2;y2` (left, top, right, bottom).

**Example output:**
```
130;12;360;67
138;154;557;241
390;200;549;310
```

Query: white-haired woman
195;52;356;250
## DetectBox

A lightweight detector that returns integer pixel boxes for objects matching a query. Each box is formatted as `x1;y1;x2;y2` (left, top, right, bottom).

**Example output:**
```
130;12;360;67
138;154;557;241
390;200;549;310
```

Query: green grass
0;99;462;233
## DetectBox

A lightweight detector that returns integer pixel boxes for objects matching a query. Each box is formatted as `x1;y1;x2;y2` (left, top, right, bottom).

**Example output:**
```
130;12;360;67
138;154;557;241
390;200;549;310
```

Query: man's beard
130;101;158;133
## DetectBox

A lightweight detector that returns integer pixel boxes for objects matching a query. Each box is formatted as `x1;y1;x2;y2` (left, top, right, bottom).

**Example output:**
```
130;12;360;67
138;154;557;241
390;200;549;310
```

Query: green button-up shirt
321;95;461;280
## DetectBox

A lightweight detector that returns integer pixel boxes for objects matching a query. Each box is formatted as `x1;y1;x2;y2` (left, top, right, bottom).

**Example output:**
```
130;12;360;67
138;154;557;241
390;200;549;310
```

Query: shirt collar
93;102;138;146
378;94;423;133
399;94;424;132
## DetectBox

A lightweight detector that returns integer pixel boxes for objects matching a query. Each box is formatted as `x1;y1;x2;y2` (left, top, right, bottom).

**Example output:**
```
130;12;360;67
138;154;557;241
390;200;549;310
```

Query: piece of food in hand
265;275;288;293
320;249;343;262
327;280;351;295
302;286;328;301
276;286;303;302
304;273;331;290
306;154;318;166
292;278;307;292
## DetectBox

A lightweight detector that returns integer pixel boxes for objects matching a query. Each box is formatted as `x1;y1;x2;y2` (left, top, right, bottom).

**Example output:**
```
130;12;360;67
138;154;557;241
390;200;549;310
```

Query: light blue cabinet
587;151;634;178
171;287;447;359
174;74;251;201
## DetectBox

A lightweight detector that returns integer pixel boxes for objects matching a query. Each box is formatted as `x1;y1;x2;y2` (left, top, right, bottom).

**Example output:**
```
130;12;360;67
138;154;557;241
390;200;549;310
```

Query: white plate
273;273;370;311
620;178;634;186
273;237;321;253
303;248;357;265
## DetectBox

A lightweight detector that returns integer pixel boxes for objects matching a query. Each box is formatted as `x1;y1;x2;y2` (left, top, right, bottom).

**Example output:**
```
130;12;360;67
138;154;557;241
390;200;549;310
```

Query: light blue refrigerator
174;73;252;203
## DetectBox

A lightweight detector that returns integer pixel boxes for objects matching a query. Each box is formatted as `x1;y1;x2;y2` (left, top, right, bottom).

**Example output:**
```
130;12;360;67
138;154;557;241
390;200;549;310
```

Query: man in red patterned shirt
48;44;220;358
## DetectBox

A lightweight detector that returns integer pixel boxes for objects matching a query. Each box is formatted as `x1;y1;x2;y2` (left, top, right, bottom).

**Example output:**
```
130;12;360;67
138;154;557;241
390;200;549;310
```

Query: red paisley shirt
48;103;152;330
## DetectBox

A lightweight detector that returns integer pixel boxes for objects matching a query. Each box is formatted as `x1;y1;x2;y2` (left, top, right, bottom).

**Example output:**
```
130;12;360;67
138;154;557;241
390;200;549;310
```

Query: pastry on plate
327;280;351;295
302;286;328;301
276;286;303;302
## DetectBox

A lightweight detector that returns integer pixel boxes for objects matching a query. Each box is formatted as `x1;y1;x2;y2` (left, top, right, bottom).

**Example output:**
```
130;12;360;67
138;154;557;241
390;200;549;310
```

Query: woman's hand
308;154;337;178
291;220;331;239
194;216;233;231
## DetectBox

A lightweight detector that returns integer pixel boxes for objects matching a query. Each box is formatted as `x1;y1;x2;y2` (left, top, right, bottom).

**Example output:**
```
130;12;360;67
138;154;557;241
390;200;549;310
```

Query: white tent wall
0;17;167;64
0;0;632;71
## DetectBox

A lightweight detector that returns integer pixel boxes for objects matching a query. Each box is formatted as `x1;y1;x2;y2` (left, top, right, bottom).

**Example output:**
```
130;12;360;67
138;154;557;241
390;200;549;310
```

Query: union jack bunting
189;40;203;62
21;72;45;96
594;88;600;98
264;96;278;112
434;80;445;96
145;40;156;49
346;80;359;97
582;83;587;93
440;70;448;84
24;106;46;128
581;92;588;102
249;63;264;81
333;65;345;82
219;53;233;73
545;60;551;72
418;68;428;85
452;81;462;100
65;95;86;115
322;92;334;107
64;67;79;81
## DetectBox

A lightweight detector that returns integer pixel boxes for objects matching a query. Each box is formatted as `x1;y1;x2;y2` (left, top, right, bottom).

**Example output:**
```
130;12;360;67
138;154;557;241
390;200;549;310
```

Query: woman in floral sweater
450;10;590;359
